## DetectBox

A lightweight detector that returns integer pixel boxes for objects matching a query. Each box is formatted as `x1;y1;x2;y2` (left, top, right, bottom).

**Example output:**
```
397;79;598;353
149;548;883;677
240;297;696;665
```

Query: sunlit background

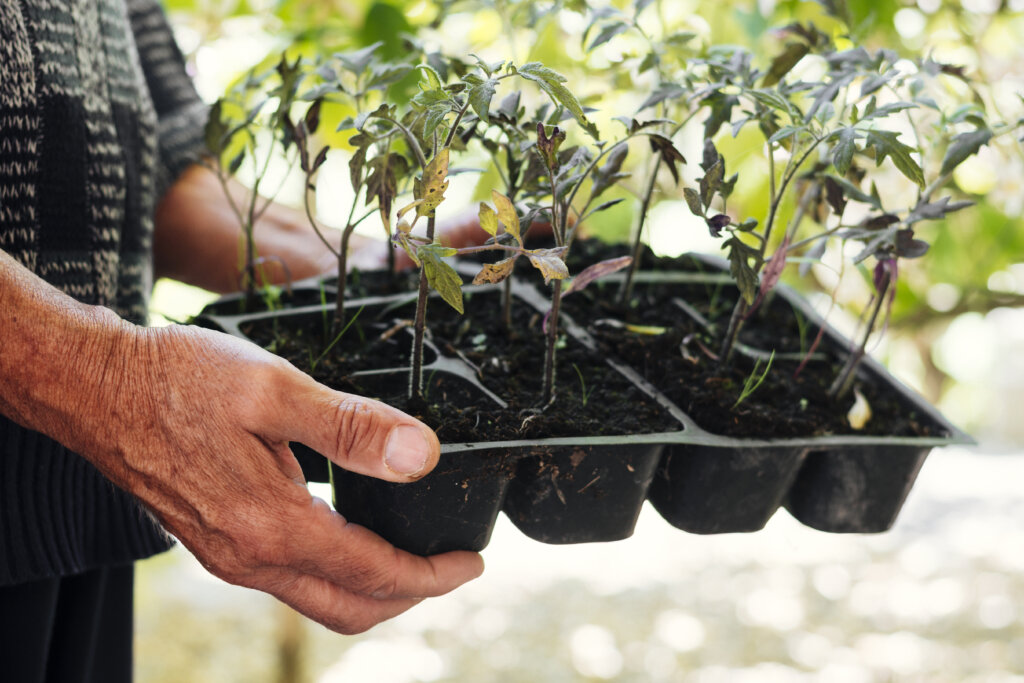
141;0;1024;680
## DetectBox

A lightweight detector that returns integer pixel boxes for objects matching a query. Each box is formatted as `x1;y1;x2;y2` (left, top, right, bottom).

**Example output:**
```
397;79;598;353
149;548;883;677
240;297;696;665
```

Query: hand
94;322;484;634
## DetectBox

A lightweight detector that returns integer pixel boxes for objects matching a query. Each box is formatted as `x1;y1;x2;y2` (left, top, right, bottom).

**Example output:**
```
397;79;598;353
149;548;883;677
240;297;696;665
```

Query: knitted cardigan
0;0;206;584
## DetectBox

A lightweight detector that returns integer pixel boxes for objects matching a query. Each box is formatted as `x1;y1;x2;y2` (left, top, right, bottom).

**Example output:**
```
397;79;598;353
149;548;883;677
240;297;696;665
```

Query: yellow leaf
491;190;522;246
527;247;568;284
478;202;499;237
472;257;517;285
415;148;450;218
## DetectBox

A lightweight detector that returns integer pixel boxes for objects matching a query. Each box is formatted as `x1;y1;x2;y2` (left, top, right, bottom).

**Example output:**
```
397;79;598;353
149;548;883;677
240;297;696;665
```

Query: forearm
0;250;134;466
153;164;355;293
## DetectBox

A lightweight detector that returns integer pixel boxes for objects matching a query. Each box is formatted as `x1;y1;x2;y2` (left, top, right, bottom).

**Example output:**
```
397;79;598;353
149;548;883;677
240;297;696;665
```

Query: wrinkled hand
93;322;483;634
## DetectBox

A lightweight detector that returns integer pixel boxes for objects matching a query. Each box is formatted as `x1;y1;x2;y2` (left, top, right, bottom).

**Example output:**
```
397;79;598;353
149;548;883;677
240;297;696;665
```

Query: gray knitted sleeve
126;0;208;197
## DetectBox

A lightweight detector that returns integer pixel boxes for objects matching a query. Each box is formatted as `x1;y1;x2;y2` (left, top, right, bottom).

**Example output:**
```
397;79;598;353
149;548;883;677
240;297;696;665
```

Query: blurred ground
135;445;1024;682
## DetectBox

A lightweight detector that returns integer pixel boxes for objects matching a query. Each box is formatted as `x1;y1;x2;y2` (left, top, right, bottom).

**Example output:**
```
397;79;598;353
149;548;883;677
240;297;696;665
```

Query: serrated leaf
704;93;738;139
860;101;918;122
637;83;687;112
517;62;598;138
478;202;499;237
336;42;382;76
940;128;993;176
414;149;450;218
473;258;517;285
416;63;444;90
205;99;227;155
831;127;861;175
365;63;413;91
699;159;724;208
769;126;802;144
906;196;973;226
648;134;687;184
865;129;925;188
725;236;760;305
587;21;629;52
527;247;569;284
762;43;809;87
591;144;630;199
828;174;880;209
684;187;703;216
824;176;846;216
491;190;522;246
564;256;632;295
349;145;366;191
466;78;498;123
418;243;463;313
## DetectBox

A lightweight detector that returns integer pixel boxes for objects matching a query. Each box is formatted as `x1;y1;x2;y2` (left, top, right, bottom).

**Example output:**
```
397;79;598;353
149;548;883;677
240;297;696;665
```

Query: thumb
260;367;440;483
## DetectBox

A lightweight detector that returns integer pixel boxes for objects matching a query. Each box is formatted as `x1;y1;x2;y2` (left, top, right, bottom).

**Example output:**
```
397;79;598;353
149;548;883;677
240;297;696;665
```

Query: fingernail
385;425;430;476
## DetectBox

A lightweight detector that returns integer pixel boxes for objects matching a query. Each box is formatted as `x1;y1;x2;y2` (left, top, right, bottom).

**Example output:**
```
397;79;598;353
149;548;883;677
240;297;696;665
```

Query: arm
0;249;483;633
152;163;349;293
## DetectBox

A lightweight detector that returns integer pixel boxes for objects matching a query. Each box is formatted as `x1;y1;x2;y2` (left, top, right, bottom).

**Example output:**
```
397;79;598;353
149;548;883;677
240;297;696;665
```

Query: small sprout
733;351;775;409
847;388;872;430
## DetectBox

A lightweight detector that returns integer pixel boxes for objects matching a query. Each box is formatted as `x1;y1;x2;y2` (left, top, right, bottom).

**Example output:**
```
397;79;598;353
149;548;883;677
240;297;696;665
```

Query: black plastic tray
194;256;972;554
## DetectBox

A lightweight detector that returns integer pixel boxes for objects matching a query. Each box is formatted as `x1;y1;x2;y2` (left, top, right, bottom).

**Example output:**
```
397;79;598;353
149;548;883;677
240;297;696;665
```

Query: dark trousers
0;564;133;683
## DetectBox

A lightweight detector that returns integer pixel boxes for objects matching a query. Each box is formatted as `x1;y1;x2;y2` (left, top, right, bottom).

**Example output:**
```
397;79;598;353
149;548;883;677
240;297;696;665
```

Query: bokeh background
139;0;1024;680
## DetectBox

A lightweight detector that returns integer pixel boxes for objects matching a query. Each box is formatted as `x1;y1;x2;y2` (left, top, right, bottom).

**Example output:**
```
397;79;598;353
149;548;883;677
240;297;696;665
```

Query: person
0;0;485;679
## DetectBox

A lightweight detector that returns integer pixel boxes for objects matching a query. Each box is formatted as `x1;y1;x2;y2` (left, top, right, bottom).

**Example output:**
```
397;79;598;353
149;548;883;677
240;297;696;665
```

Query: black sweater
0;0;206;584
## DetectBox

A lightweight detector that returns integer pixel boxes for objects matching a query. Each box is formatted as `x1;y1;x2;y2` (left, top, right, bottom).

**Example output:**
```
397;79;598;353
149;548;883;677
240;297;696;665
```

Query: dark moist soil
241;288;680;443
199;267;421;317
557;241;940;438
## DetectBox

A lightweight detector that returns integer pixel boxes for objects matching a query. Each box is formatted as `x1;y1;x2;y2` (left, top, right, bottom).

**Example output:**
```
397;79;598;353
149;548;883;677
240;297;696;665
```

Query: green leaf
467;78;499;122
335;42;382;76
526;247;570;284
587;21;629;52
418;243;463;314
365;63;413;91
472;258;517;285
684;187;703;216
864;129;925;188
827;174;880;209
516;62;599;139
349;145;367;192
725;236;760;305
699;159;724;208
491;190;522;246
638;51;660;74
762;43;809;87
205;99;227;155
940;128;993;176
416;63;444;91
636;83;686;112
831;127;861;175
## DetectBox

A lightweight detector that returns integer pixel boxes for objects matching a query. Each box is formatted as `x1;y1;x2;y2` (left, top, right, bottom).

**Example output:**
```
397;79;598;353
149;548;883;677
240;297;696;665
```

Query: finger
290;497;485;599
259;568;423;635
258;368;441;482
